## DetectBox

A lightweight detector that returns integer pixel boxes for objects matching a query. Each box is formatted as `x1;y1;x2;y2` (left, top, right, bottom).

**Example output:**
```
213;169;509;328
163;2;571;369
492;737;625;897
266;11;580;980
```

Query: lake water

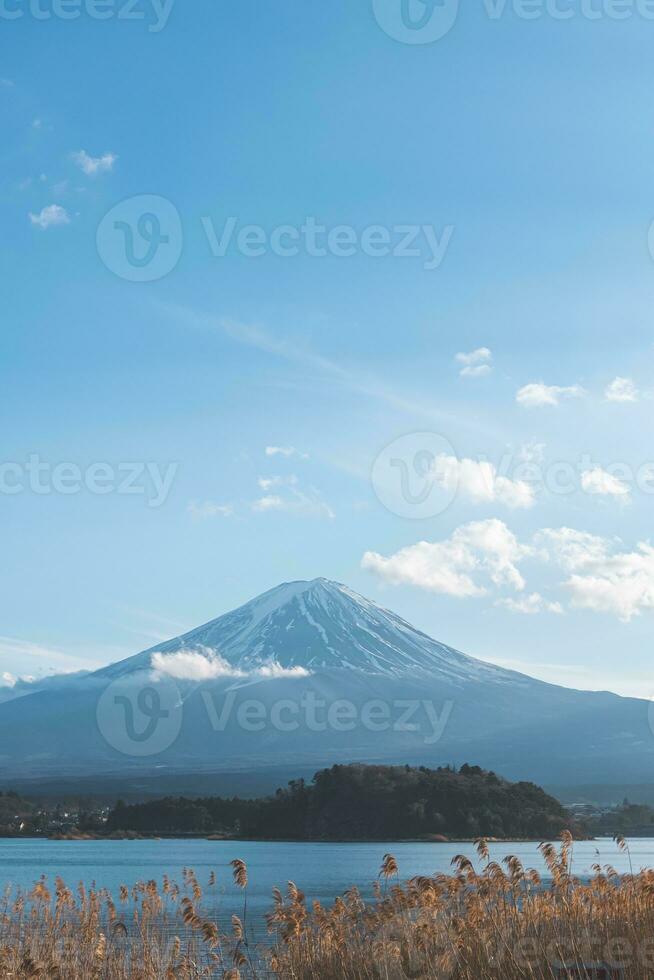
1;837;651;936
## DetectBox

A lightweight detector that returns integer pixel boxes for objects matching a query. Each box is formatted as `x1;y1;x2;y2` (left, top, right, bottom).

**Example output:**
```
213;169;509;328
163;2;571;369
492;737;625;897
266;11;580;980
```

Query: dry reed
1;834;652;978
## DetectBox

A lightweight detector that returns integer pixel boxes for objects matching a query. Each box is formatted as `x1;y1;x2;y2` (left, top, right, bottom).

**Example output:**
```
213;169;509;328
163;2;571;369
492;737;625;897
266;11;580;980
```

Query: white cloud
0;671;91;706
433;454;535;509
455;347;493;378
536;527;612;571
519;442;546;465
252;487;334;519
252;494;285;512
253;471;332;519
516;383;585;408
565;547;654;621
539;528;654;621
605;376;639;403
265;446;309;459
496;593;564;615
72;149;117;176
364;521;654;623
152;649;242;680
29;204;70;230
151;647;310;681
581;467;631;498
362;519;530;599
187;500;233;519
257;475;298;492
255;662;310;678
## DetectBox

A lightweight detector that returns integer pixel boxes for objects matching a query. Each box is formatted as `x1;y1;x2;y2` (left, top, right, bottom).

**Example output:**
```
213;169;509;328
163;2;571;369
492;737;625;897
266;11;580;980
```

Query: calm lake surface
1;837;651;933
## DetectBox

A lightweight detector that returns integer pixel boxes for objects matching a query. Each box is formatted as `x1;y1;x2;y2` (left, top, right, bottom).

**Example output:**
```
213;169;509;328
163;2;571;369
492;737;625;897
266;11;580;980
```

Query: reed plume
1;835;652;978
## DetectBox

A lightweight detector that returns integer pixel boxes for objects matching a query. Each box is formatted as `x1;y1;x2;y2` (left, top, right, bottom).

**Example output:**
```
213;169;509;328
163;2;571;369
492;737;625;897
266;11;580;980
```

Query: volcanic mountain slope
0;578;652;788
99;578;526;684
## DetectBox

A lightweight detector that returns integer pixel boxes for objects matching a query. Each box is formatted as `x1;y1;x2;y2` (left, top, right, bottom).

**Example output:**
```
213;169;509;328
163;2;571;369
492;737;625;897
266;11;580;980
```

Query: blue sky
3;0;654;696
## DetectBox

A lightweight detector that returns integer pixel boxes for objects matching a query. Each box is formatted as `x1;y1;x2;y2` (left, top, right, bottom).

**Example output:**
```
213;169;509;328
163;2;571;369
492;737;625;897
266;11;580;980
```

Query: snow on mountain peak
99;577;525;685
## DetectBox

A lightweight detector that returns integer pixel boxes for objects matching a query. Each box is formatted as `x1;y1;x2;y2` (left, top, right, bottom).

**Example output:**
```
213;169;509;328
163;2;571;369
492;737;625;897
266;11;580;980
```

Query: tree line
105;763;574;840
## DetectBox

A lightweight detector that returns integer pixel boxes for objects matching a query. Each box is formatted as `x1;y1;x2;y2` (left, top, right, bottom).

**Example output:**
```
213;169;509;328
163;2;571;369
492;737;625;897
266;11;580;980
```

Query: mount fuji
0;578;652;792
99;578;518;684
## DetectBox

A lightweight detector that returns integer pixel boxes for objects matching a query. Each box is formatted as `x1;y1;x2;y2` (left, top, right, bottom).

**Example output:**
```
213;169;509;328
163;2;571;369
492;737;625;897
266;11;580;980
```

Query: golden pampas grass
0;834;652;978
230;859;248;889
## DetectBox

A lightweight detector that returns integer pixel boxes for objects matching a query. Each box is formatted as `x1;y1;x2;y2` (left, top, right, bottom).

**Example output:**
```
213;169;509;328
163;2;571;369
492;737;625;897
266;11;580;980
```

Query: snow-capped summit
99;577;521;684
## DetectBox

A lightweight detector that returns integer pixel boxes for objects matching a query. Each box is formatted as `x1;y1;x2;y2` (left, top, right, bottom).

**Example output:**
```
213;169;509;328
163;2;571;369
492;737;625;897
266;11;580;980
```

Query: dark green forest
106;763;573;840
0;791;34;835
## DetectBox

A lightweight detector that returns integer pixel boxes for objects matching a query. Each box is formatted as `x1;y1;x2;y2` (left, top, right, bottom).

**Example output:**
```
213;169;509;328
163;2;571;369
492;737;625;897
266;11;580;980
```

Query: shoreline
0;833;598;844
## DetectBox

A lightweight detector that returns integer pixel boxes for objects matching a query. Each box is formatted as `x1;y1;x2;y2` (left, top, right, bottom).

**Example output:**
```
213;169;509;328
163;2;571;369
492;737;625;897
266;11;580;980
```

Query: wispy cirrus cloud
495;593;563;615
157;303;508;441
252;485;334;519
265;446;308;459
187;500;234;519
258;475;298;491
114;604;190;645
0;636;105;675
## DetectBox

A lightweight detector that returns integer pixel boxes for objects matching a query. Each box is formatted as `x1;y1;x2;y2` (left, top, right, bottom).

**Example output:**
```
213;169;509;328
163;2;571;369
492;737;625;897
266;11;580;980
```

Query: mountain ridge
0;578;652;788
96;577;542;688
